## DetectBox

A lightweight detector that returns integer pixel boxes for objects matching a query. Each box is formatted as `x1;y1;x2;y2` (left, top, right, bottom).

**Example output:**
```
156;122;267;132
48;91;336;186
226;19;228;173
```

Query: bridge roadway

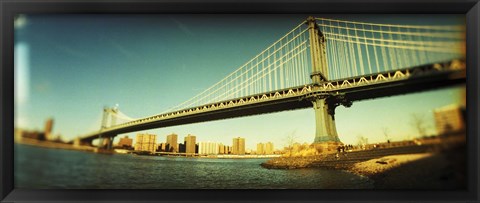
78;59;465;143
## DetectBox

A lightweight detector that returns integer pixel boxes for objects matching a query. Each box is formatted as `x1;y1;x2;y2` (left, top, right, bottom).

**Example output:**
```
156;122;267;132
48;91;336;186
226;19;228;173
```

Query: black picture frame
1;0;479;202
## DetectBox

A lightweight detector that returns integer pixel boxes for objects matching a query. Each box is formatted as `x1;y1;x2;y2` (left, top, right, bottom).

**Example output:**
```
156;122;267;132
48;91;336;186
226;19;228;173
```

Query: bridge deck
79;60;465;142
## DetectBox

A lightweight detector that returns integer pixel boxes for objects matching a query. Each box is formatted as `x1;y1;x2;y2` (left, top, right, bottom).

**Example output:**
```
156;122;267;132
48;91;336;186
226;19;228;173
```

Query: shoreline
261;137;466;189
15;137;97;152
261;144;436;170
15;140;278;159
346;153;433;177
349;148;465;189
133;153;280;159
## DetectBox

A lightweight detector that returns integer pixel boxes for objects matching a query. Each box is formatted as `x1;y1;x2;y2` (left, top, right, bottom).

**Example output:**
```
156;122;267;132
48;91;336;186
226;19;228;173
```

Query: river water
14;144;373;189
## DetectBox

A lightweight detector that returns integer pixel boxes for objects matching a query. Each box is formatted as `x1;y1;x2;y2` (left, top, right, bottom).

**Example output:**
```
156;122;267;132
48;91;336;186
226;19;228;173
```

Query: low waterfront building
157;143;167;152
245;149;253;155
179;143;186;153
117;135;133;148
21;130;46;141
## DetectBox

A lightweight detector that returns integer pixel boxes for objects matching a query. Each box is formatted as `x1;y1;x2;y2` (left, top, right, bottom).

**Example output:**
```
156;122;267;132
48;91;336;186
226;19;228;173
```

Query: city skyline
14;14;465;150
131;133;274;153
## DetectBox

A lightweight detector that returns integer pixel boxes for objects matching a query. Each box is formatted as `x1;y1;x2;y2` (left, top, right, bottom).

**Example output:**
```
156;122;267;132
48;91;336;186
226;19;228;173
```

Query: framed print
1;0;479;202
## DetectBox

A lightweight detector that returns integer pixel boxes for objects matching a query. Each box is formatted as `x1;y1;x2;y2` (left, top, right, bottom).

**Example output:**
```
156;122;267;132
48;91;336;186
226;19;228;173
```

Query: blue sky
14;14;465;150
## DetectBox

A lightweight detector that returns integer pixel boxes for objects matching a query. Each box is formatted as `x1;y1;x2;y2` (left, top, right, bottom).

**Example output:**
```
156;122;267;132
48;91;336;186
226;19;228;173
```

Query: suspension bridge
75;17;466;150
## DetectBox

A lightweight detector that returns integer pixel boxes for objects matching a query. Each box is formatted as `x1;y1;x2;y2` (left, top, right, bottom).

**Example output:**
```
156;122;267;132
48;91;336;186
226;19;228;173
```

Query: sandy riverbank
348;153;433;177
261;144;434;170
349;149;466;189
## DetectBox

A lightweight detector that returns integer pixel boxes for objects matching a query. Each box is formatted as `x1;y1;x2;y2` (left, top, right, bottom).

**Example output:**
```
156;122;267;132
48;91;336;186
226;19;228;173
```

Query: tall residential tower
232;137;245;155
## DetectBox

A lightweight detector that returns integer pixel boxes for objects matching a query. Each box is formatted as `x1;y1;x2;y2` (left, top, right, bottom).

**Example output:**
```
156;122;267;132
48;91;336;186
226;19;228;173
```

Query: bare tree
382;127;390;142
284;130;298;156
410;113;427;138
356;135;368;147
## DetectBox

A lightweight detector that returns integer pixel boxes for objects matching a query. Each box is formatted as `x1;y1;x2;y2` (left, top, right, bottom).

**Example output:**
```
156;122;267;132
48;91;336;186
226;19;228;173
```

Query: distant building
158;143;167;152
198;141;219;155
117;136;133;148
135;133;157;154
198;142;205;155
22;130;46;141
218;144;232;154
178;143;186;153
232;137;245;155
265;142;274;154
218;143;225;154
44;118;54;141
184;134;196;155
434;104;465;135
166;133;178;152
257;143;265;155
239;138;245;155
246;149;253;154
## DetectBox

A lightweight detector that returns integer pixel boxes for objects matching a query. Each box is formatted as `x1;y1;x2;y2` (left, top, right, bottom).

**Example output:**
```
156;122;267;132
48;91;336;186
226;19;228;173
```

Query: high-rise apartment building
265;142;274;154
434;104;465;135
166;133;178;152
233;138;238;154
218;143;225;154
134;133;157;154
232;137;245;155
184;134;196;154
198;141;219;155
257;143;265;155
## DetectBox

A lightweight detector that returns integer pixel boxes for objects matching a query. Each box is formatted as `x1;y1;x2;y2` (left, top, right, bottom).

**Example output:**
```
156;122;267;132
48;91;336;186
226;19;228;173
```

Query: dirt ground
348;147;466;189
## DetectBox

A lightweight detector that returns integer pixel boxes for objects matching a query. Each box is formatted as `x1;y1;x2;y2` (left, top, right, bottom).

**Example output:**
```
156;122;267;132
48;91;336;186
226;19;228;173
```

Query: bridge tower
106;107;118;150
307;16;346;150
98;106;115;150
98;107;109;149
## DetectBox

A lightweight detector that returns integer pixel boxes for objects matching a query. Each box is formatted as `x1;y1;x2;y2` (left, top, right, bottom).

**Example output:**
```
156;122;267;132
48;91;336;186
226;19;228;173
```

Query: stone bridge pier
311;94;352;152
99;136;115;150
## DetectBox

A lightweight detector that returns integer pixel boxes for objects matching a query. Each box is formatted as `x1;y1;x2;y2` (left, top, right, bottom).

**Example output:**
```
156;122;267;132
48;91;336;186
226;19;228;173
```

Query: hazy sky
14;14;465;150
